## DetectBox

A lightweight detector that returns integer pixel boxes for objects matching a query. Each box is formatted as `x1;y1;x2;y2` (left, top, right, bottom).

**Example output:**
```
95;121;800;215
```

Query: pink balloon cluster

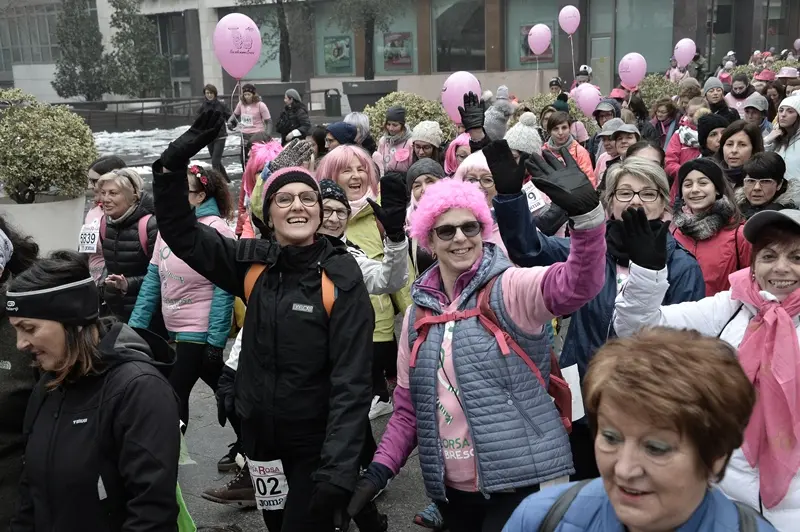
572;83;601;116
558;5;580;35
673;38;696;68
618;53;647;88
527;24;552;56
441;71;481;124
213;13;262;79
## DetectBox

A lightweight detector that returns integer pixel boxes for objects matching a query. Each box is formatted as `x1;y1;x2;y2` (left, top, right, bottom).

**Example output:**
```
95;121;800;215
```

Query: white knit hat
410;120;443;147
503;112;542;155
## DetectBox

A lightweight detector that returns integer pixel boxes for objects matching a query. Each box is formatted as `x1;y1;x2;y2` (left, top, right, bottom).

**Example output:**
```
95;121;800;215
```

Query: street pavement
180;367;430;531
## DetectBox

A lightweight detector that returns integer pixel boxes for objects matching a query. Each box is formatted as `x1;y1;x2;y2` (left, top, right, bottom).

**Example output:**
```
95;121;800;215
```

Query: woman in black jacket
198;84;232;181
152;109;374;532
276;89;312;146
9;250;180;532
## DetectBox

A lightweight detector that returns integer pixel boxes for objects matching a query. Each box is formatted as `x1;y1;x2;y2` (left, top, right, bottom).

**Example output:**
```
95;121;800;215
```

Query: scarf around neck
547;135;574;151
729;268;800;508
671;196;734;241
384;127;411;146
606;219;668;266
348;190;377;219
676;125;700;148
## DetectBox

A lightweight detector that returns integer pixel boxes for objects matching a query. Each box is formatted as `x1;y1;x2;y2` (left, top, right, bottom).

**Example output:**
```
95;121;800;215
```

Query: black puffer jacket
10;322;179;532
275;101;312;145
152;161;374;492
197;98;232;139
100;195;157;320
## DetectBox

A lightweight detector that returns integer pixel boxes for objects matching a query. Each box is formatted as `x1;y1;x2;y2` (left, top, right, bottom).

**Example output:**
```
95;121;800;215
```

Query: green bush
515;93;599;136
638;74;679;110
363;91;458;143
0;89;96;203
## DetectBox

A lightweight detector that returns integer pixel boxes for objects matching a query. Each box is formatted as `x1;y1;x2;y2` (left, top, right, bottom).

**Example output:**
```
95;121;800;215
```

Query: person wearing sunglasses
348;140;609;531
150;109;375;532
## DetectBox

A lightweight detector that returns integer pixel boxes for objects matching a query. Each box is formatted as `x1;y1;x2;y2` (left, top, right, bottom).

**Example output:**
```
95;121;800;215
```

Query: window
432;0;485;72
156;14;190;80
505;0;558;70
764;0;788;52
374;0;418;75
0;3;72;70
615;0;673;74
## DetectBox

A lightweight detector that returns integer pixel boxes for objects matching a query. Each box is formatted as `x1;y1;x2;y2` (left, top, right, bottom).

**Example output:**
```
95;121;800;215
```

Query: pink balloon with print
213;13;263;79
572;83;601;117
618;53;647;88
528;24;552;56
673;38;696;68
441;71;481;123
558;5;581;35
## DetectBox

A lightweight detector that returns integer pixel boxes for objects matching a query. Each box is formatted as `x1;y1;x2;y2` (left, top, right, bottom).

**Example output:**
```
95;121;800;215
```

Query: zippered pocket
505;390;544;438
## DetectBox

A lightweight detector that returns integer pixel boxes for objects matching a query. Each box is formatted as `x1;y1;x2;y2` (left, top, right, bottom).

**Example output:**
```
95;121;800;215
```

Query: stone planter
0;195;85;255
342;80;398;112
256;82;308;127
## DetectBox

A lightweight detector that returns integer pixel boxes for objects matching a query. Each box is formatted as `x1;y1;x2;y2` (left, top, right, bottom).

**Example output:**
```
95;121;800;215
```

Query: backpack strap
243;263;334;317
138;214;152;255
734;500;760;532
537;480;592;532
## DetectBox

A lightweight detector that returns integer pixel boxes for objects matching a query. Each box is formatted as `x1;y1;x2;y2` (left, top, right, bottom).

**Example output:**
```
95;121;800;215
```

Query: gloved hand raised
621;207;669;271
458;91;485;132
367;173;409;243
161;109;224;171
525;148;599;217
215;365;236;427
268;139;316;172
483;140;529;195
347;462;393;517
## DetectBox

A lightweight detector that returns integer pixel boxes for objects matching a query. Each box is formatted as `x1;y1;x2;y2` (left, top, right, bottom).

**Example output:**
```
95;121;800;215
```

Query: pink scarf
729;268;800;508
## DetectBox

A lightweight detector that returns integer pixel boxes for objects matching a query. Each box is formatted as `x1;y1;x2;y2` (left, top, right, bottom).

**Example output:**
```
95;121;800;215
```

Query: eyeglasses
323;207;348;220
272;191;319;208
613;189;660;203
465;175;495;189
743;177;778;187
414;143;434;153
432;221;482;241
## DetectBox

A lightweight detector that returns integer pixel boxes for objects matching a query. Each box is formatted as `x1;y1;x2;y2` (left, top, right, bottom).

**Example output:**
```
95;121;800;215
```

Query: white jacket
613;263;800;531
226;237;409;370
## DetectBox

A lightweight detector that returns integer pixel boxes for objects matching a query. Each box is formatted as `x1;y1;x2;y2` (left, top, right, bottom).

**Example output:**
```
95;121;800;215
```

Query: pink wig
242;140;283;196
444;133;471;175
409;179;493;252
452;150;489;182
315;145;379;197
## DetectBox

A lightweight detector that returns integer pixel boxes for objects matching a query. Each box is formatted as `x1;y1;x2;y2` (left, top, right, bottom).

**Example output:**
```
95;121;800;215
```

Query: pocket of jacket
505;389;544;438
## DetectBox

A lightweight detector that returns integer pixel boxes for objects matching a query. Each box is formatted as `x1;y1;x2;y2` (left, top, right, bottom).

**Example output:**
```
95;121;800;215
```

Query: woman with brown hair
198;83;232;181
649;97;681;149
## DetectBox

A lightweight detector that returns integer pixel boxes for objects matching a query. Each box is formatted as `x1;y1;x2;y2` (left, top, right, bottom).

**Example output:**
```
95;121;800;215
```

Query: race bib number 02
79;220;100;253
240;114;254;127
248;459;288;510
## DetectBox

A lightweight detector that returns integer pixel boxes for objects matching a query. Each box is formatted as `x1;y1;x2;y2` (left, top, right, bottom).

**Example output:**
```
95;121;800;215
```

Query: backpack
409;275;573;433
537;480;764;532
100;214;153;255
243;263;335;317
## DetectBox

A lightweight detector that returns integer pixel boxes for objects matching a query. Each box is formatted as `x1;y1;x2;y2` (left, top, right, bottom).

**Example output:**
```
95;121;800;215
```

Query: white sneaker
369;395;393;420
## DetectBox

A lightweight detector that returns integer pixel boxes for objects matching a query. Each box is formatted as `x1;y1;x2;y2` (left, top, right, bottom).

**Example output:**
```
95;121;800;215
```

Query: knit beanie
243;83;257;94
780;95;800;115
263;167;322;221
326;122;358;145
483;106;509;141
410;121;443;147
406;158;446;193
386;105;406;123
703;77;724;95
552;99;570;113
697;113;730;149
319;179;351;214
503;112;543;155
676;158;726;199
285;88;301;102
549;77;562;88
496;85;510;100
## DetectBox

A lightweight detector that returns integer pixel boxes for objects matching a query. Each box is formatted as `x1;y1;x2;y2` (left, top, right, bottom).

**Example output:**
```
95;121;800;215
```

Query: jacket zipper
505;389;544;438
271;272;282;422
46;389;64;524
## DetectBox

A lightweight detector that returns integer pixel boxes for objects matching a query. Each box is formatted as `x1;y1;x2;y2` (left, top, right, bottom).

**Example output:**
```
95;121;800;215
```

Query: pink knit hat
408;179;493;252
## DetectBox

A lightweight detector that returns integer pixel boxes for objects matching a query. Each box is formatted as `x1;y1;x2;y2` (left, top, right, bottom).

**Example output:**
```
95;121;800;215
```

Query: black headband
6;277;99;325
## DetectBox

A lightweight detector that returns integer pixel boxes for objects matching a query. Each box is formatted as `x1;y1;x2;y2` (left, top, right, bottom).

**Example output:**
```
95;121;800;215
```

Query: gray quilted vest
408;243;573;501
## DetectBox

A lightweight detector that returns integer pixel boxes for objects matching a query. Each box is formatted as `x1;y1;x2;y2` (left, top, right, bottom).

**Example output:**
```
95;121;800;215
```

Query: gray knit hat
410;121;443;147
406;158;445;193
285;88;301;102
496;85;510;100
503;112;542;155
703;77;724;95
744;92;769;113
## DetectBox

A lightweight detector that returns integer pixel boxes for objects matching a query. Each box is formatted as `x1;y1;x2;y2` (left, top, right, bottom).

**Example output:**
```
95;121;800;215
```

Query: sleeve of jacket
235;183;247;236
501;483;575;532
532;204;570;237
664;252;706;304
207;285;234;348
355;238;410;296
296;106;311;137
313;277;374;492
151;161;248;299
114;372;180;532
128;264;161;330
575;145;597;187
493;192;572;266
389;254;415;317
664;134;683;180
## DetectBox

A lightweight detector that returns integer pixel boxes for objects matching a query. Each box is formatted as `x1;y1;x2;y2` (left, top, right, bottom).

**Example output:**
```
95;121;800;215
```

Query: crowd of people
2;47;800;532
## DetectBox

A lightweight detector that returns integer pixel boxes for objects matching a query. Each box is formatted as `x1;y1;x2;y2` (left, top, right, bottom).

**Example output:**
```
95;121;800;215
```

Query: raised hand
268;139;316;172
458;91;485;131
621;207;669;271
367;173;409;242
160;109;224;171
526;148;598;217
483;139;529;195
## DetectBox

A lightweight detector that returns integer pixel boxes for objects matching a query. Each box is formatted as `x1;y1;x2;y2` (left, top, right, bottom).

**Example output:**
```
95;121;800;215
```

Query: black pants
169;342;223;425
240;132;254;170
436;485;540;532
569;421;600;481
373;340;397;401
207;137;229;182
360;423;377;469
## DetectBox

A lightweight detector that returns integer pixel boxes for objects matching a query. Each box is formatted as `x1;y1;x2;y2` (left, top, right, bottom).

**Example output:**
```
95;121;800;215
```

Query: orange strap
243;264;335;317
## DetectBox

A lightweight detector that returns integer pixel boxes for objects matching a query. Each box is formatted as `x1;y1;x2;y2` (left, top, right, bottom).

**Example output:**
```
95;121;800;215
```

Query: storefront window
505;0;558;70
375;0;417;75
615;0;673;75
432;0;485;72
764;0;788;52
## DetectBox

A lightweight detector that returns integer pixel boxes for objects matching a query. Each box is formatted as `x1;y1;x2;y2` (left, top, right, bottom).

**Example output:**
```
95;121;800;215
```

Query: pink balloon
213;13;262;79
558;6;581;35
673;38;696;68
441;71;481;123
619;53;647;88
527;24;552;56
572;84;601;116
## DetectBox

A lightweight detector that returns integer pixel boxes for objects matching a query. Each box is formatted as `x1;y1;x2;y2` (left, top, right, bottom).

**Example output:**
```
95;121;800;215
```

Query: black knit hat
697;113;730;150
319;179;351;214
676;158;726;199
263;167;322;223
242;83;256;94
386;105;406;123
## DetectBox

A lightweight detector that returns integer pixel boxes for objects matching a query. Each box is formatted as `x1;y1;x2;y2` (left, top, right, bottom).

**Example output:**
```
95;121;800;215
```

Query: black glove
621;207;669;271
458;91;485;131
347;462;393;517
215;365;236;427
483;140;529;195
268;139;316;172
367;173;409;242
308;482;351;523
161;110;224;171
525;148;599;217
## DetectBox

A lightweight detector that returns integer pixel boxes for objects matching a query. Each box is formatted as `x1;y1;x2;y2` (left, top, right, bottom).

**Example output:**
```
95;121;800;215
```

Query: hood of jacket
597;98;622;119
97;322;175;378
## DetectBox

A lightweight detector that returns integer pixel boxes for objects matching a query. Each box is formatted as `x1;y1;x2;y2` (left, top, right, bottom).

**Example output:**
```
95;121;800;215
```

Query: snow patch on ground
93;127;242;166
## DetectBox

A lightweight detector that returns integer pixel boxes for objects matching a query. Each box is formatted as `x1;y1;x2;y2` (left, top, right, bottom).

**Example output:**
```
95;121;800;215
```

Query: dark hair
678;84;702;101
203;84;218;97
188;166;233;221
651;97;678;120
556;92;569;103
9;250;106;389
743;152;787;182
626;140;666;167
765;80;786;121
0;216;38;283
627;93;649;121
310;126;328;158
546;111;570;133
750;220;800;270
732;72;750;85
89;155;126;175
714;120;765;167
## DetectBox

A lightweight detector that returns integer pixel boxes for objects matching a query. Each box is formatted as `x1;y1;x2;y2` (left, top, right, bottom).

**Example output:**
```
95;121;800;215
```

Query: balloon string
230;80;246;173
569;35;576;80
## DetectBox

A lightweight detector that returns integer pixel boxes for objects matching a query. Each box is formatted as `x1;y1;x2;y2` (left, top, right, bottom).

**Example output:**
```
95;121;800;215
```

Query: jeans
207;137;229;182
168;341;224;426
436;484;540;532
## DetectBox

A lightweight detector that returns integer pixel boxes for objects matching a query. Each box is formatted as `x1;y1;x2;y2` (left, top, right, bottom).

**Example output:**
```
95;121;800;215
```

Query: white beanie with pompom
503;112;542;156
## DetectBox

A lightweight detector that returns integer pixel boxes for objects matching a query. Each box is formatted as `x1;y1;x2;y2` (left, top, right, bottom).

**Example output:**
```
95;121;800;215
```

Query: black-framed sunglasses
272;191;319;208
432;221;482;241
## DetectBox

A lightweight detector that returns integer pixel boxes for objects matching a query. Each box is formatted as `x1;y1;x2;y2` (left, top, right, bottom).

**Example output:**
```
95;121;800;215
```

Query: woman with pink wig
348;141;607;530
443;133;472;176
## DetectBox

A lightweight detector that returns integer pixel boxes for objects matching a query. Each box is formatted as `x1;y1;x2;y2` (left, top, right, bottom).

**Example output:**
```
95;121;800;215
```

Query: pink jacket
375;130;413;174
664;126;701;201
84;205;105;283
234;101;271;134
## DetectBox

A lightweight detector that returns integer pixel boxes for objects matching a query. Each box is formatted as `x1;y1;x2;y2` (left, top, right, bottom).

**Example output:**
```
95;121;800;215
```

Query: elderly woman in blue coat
493;156;705;481
504;327;776;532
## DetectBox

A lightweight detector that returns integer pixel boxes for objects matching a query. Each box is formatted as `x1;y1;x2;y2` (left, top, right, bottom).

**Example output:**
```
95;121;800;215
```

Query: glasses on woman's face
465;175;495;189
614;188;660;203
432;221;482;241
414;143;434;155
743;178;777;188
323;207;348;220
272;191;319;208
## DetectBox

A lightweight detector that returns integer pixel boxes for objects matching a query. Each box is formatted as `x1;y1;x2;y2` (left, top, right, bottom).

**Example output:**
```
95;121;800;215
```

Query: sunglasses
272;191;319;208
432;221;482;241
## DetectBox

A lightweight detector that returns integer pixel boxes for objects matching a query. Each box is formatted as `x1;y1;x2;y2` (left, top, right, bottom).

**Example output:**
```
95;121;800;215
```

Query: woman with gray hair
344;111;377;155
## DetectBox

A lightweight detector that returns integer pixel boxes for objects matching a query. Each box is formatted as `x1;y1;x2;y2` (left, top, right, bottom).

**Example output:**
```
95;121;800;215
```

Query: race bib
79;220;100;253
248;459;288;511
522;181;547;213
240;114;254;127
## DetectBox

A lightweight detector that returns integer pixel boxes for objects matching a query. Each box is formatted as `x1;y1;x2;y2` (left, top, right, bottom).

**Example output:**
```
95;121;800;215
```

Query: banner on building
324;36;352;74
520;22;555;63
384;32;413;71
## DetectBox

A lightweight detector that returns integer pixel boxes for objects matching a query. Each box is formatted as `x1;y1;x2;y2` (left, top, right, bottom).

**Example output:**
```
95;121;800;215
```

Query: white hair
96;168;143;204
343;112;370;143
